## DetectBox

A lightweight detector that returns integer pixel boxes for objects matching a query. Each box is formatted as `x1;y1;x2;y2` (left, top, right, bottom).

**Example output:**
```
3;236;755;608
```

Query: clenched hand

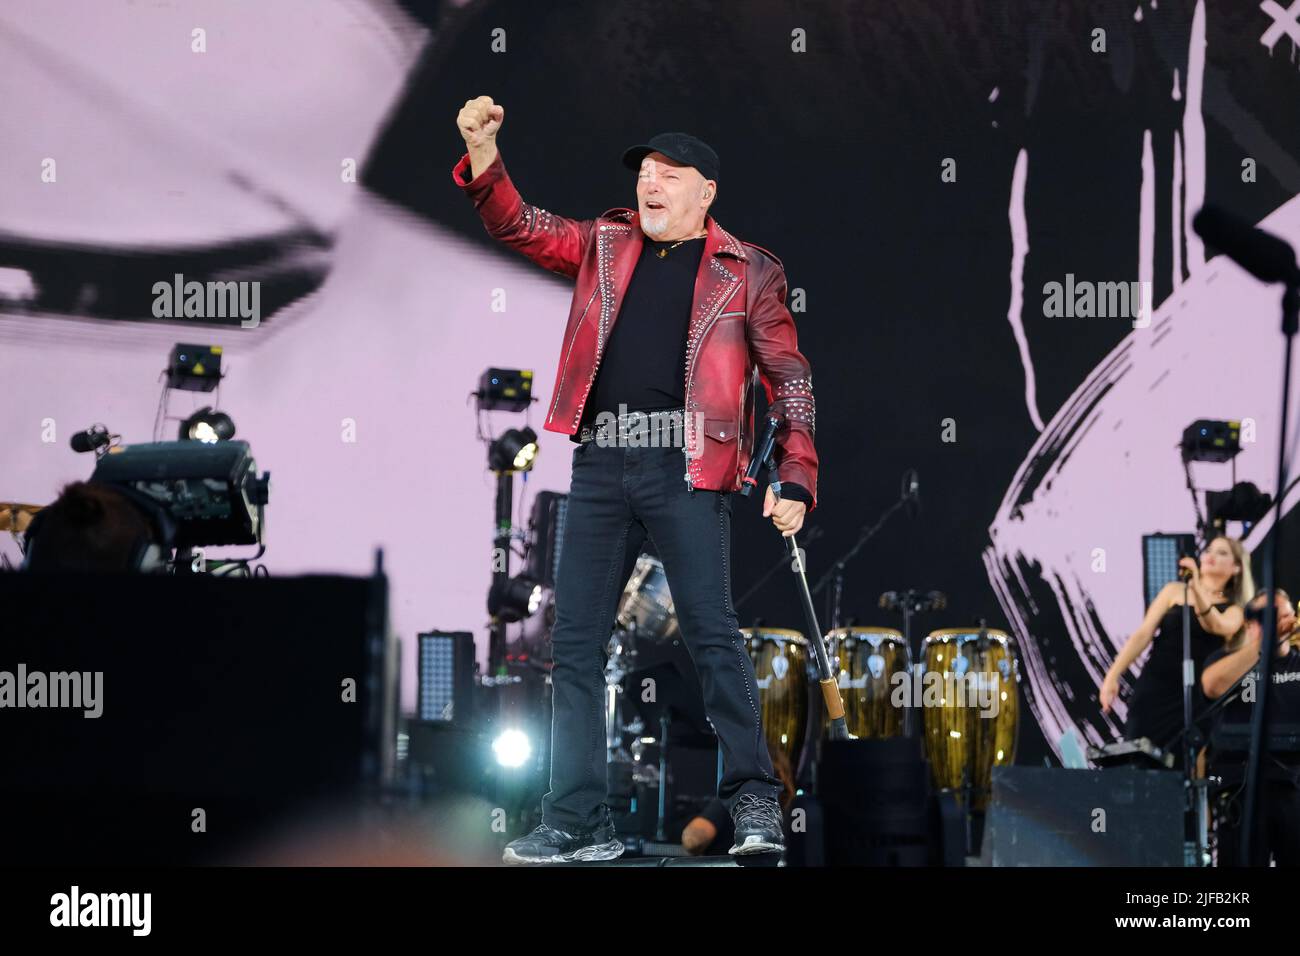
457;95;503;178
763;486;806;538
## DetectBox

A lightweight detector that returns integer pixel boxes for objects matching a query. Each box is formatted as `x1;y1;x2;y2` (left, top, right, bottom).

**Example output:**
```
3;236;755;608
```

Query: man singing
453;96;819;863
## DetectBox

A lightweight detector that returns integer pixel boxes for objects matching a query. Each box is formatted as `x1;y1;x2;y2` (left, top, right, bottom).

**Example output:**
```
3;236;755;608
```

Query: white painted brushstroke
1183;0;1207;271
1006;148;1044;431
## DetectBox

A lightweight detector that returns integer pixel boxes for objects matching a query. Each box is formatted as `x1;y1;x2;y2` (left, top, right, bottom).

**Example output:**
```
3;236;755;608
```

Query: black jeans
541;439;782;830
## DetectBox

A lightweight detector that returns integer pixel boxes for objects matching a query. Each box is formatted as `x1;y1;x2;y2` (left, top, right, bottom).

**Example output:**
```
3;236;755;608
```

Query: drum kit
608;553;1023;817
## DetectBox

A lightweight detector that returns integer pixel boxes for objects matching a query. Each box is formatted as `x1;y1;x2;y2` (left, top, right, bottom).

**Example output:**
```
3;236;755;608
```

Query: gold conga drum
826;627;911;739
919;628;1020;810
741;628;811;771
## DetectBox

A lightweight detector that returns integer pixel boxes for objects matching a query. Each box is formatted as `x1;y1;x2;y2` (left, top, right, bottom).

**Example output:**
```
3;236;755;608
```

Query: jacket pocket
704;418;738;442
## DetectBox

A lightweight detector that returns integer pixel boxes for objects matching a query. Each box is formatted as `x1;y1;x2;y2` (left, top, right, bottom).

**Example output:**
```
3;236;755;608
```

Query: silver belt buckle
584;408;684;445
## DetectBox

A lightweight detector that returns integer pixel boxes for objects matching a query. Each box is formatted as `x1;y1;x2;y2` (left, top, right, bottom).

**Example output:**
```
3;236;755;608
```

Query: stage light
492;728;532;768
1180;419;1241;463
1141;533;1198;608
476;367;534;412
417;631;476;723
1206;481;1272;529
484;422;541;671
489;574;543;623
167;343;224;393
488;427;539;472
179;407;236;443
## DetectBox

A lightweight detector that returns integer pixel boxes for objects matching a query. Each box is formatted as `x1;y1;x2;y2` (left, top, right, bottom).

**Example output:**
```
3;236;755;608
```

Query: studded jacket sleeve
746;259;819;512
452;151;594;279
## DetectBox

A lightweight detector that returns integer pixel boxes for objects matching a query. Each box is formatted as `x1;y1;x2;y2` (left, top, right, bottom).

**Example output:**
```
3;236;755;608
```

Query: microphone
902;468;921;517
741;413;783;497
1192;206;1300;286
69;424;111;454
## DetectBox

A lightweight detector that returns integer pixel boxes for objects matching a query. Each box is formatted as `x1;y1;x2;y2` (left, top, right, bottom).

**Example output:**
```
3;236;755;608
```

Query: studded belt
578;407;687;444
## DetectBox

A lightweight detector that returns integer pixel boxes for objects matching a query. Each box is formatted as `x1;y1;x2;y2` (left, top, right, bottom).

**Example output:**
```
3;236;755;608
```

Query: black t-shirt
1204;644;1300;727
1205;644;1300;778
582;236;705;424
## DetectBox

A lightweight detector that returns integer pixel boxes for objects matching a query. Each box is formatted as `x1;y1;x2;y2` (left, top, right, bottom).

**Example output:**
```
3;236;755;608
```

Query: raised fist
458;95;504;149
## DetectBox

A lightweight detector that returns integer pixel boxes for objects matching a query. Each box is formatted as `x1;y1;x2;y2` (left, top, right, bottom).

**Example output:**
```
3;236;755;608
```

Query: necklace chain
654;233;705;258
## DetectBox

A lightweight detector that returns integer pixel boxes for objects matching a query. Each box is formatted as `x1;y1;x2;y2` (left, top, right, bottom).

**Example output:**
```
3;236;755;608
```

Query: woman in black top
1101;536;1251;763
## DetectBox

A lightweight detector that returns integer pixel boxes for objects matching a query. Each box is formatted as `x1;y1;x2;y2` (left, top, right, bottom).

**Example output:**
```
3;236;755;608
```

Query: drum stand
604;621;683;845
656;712;670;841
961;766;976;858
605;623;637;765
880;591;948;740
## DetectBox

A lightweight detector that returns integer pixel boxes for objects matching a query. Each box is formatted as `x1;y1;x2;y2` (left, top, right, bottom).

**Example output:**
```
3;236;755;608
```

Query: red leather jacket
453;151;818;511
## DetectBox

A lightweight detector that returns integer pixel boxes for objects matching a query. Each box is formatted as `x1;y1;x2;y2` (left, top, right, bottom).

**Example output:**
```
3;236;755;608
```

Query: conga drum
826;626;911;739
741;628;812;772
919;628;1020;809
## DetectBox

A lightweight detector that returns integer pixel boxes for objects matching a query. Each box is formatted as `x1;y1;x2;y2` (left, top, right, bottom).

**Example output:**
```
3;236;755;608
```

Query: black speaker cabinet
0;570;395;865
982;767;1185;866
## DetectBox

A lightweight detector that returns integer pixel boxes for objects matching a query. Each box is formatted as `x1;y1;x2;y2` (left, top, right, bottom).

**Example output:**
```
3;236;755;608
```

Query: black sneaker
728;793;785;856
502;815;624;865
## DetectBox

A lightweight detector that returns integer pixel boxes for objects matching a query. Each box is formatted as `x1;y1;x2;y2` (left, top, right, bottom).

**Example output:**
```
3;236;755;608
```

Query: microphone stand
1241;280;1299;866
1180;575;1210;866
743;434;848;740
810;489;914;631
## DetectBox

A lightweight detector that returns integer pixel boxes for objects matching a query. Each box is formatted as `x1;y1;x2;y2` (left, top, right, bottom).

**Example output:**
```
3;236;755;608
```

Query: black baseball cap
622;132;719;184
